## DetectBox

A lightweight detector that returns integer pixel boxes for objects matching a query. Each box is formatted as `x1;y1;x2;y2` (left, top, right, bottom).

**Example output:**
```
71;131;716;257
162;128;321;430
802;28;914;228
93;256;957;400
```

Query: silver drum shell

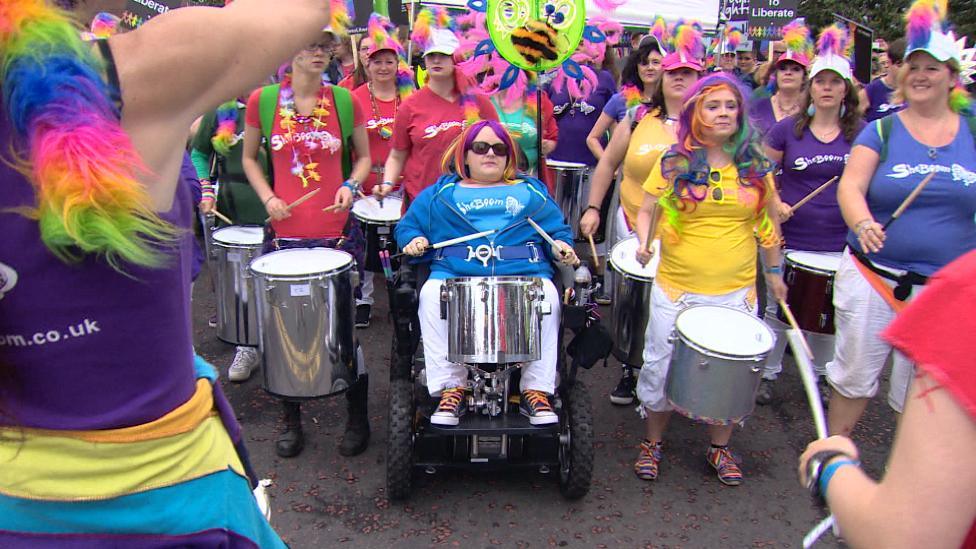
549;162;590;242
212;227;263;346
664;307;773;424
444;276;546;364
252;254;358;399
608;262;653;368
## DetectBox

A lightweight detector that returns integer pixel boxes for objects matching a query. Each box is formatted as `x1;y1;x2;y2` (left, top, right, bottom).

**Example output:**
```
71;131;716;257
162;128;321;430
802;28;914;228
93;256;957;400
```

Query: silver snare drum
665;305;775;424
212;225;264;346
608;237;659;366
250;248;359;399
351;196;403;273
548;160;592;242
442;277;550;364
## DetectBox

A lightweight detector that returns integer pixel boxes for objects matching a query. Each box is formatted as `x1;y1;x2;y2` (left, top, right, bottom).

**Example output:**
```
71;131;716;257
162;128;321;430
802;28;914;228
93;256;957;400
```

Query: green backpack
876;113;976;163
257;83;354;183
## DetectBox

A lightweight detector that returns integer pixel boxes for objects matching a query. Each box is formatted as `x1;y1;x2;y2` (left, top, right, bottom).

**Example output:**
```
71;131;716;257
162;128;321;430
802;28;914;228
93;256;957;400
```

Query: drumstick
882;172;936;230
266;188;321;222
390;230;497;259
586;233;600;272
776;298;814;360
788;176;838;214
212;209;233;226
526;218;579;267
322;204;342;213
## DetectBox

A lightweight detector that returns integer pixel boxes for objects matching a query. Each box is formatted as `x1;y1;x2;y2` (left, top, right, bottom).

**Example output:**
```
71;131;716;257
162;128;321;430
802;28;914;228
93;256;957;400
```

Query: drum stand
464;364;517;418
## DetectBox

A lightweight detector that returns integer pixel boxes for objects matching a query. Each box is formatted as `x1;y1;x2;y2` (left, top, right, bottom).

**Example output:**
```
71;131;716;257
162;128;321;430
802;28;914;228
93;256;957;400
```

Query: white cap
737;40;754;53
905;29;961;64
810;53;853;81
424;28;459;57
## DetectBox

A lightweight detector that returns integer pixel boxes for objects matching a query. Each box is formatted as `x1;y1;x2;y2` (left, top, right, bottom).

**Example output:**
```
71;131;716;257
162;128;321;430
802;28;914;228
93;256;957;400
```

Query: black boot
276;401;304;458
339;375;371;457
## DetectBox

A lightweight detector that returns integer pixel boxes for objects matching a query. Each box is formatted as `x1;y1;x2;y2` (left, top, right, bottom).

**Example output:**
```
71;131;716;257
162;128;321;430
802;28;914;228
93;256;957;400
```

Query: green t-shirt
491;98;539;172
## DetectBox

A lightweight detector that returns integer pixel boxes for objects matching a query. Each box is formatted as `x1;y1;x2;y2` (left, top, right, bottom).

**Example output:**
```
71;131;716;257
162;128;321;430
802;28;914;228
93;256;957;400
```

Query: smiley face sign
483;0;587;71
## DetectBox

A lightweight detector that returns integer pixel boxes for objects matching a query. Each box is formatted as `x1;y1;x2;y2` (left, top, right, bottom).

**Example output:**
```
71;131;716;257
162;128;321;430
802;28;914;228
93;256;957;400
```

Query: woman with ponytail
630;73;786;487
0;0;331;545
827;0;976;439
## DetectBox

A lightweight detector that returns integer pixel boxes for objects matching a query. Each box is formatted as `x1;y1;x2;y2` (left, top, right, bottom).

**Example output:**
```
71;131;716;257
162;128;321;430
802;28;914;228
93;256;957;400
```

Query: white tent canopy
421;0;721;31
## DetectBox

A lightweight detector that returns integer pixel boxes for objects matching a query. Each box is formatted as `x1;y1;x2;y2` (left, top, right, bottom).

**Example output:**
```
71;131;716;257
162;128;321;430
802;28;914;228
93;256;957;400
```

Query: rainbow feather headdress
809;24;853;81
1;0;178;270
776;19;813;68
410;6;455;54
718;26;743;55
80;12;120;41
366;13;415;100
661;20;705;71
903;0;971;113
326;0;355;37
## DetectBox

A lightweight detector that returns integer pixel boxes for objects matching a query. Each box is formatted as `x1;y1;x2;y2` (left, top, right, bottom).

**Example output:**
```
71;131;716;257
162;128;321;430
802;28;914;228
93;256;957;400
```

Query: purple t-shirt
602;92;629;123
0;119;198;431
749;96;777;136
548;68;617;166
766;116;863;251
863;78;904;122
181;153;204;282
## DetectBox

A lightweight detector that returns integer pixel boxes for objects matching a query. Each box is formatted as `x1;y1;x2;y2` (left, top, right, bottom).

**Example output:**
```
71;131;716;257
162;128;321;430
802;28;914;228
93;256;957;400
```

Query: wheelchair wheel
558;380;594;499
386;378;416;500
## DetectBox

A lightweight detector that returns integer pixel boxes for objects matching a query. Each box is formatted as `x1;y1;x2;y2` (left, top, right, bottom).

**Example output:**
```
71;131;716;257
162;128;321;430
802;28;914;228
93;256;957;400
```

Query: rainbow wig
80;12;120;41
658;73;776;246
441;119;521;182
1;0;178;270
210;100;239;156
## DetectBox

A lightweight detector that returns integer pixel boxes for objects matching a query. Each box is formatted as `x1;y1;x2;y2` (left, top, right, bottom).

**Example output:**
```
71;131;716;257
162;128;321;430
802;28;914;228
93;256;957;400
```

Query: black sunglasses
470;141;508;156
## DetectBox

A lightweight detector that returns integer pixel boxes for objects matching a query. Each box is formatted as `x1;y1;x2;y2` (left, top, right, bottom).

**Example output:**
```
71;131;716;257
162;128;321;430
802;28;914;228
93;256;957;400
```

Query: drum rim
351;197;403;223
212;224;265;246
545;159;589;169
785;251;840;276
674;304;775;359
249;247;355;279
608;237;656;282
445;275;545;284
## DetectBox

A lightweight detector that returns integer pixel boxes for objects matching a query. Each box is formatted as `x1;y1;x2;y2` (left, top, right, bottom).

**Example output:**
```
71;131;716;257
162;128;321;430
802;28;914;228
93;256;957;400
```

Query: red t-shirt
246;85;365;239
884;249;976;548
352;84;398;194
390;86;498;200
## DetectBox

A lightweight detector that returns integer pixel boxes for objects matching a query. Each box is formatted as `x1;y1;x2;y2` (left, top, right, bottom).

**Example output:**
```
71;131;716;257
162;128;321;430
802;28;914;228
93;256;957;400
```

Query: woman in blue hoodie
396;120;578;427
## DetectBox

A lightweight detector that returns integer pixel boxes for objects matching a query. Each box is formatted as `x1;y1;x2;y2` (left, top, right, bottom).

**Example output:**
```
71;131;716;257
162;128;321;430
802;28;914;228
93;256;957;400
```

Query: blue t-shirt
850;115;976;275
453;183;532;233
863;78;904;122
602;92;629;123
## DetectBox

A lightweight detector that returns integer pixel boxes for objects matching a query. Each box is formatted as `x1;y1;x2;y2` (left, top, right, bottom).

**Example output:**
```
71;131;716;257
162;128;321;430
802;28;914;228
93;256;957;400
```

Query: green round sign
486;0;586;72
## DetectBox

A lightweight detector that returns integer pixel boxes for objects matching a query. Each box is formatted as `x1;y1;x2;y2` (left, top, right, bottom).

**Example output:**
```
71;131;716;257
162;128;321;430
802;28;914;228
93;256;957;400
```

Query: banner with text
746;0;798;40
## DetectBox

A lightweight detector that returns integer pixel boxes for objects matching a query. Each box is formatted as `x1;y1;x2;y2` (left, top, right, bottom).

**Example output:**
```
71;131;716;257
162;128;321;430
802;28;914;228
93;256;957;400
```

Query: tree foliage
799;0;975;43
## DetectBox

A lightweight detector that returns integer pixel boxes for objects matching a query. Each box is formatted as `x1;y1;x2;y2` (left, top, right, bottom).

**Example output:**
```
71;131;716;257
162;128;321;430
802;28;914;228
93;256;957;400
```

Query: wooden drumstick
882;172;936;230
266;187;321;222
322;203;342;213
586;233;600;272
788;176;838;214
212;209;233;226
777;298;814;360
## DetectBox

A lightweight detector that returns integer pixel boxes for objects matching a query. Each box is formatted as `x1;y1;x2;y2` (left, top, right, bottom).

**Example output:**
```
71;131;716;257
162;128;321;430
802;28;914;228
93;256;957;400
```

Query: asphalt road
193;262;898;548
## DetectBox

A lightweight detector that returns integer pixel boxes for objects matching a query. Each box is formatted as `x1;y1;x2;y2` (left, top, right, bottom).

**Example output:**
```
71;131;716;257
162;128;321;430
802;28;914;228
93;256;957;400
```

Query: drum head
250;248;352;277
609;237;659;281
546;159;588;170
213;225;264;246
352;196;403;222
675;305;774;357
786;251;841;274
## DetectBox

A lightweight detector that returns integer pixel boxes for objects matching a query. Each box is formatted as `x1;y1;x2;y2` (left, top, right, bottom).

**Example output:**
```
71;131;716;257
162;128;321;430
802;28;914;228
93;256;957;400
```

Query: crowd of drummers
2;0;976;547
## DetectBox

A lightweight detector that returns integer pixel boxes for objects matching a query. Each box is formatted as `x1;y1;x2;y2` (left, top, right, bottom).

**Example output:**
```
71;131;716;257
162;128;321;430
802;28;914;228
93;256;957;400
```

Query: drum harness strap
849;247;927;311
436;242;542;267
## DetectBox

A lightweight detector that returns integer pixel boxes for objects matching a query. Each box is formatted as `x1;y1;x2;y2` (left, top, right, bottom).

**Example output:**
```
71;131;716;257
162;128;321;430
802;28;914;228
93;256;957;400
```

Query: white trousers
760;250;842;379
357;272;374;306
637;285;757;412
826;249;924;413
419;277;561;395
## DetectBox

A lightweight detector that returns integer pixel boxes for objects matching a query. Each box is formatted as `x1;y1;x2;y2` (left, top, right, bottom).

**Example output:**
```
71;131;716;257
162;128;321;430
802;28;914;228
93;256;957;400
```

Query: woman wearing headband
396;120;577;427
631;73;785;486
755;25;865;406
0;0;330;545
827;0;976;438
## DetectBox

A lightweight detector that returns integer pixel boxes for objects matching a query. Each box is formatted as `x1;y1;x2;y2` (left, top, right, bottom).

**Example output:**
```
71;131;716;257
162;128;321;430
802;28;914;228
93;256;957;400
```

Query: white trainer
228;346;259;382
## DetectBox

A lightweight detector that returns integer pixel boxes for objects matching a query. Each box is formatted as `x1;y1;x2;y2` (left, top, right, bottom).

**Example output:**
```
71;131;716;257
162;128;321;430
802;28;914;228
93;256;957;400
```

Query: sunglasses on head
469;141;508;156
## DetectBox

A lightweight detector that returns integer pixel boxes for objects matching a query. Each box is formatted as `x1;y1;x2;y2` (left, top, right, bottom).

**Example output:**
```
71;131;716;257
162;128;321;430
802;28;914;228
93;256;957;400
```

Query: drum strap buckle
467;244;497;267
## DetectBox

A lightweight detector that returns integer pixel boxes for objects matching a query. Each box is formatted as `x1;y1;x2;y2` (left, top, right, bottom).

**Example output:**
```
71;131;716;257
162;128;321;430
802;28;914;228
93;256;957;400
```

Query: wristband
342;179;361;193
805;450;856;501
764;265;782;275
200;191;216;202
584;205;601;214
381;181;394;188
263;195;277;206
818;459;859;500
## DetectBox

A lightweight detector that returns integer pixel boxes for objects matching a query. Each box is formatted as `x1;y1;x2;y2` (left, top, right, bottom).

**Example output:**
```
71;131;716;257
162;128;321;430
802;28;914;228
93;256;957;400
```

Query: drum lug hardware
539;465;550;474
424;466;437;475
698;360;709;369
820;313;829;330
537;301;552;315
786;269;795;285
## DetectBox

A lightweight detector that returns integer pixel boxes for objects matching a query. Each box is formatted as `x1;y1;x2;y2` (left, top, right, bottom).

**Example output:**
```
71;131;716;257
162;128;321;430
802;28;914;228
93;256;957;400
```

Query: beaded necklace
279;75;332;187
367;82;399;140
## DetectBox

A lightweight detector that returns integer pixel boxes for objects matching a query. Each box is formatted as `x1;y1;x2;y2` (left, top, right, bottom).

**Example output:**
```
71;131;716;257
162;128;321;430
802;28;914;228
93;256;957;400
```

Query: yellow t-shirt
642;159;776;296
619;112;676;228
